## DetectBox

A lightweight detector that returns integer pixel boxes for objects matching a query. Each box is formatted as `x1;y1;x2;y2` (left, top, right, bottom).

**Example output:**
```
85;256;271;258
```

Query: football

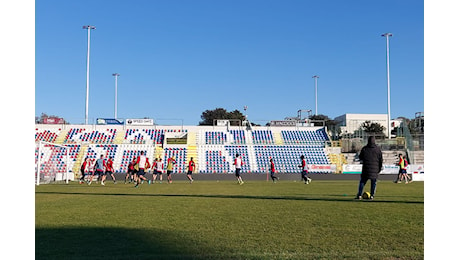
362;192;371;199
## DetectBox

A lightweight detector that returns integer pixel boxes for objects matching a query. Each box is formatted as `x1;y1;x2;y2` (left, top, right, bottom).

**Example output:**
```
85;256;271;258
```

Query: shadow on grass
36;191;423;204
36;227;234;260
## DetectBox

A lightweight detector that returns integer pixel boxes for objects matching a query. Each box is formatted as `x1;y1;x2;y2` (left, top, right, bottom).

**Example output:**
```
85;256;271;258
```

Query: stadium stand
230;130;246;144
251;130;275;145
35;128;61;143
125;128;166;144
254;145;329;173
63;128;117;144
35;125;341;180
203;150;230;173
205;131;228;145
164;147;188;173
281;129;329;145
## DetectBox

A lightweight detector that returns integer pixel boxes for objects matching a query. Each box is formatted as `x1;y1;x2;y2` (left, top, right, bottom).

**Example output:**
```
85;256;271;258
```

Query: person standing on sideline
104;156;117;184
355;136;383;200
79;157;89;184
186;157;195;183
298;155;311;184
134;151;150;188
89;154;106;185
269;158;279;183
166;156;176;184
234;154;244;185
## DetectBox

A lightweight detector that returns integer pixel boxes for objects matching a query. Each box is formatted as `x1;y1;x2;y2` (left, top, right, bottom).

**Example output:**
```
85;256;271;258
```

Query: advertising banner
43;117;64;124
381;165;400;174
96;118;124;125
342;164;417;175
269;120;297;126
408;164;424;181
308;164;336;174
342;164;362;174
126;118;154;126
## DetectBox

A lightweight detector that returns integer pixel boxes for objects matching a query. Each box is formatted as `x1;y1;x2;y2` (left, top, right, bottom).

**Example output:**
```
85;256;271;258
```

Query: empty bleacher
63;128;117;144
125;128;165;144
35;128;61;143
252;130;274;145
281;129;328;145
203;150;230;173
230;130;246;144
205;131;227;145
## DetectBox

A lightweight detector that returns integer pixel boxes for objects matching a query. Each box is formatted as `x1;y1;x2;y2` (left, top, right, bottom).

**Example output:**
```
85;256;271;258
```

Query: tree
199;108;245;126
360;120;385;134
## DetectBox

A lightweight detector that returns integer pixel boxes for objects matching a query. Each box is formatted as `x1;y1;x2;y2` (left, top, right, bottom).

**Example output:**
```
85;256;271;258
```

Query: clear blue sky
34;0;424;125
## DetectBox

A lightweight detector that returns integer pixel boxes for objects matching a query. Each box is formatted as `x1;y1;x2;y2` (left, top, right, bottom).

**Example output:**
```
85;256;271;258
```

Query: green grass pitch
35;179;424;260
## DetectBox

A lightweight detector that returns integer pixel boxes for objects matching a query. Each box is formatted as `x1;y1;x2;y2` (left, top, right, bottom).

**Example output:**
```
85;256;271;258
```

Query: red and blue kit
106;158;114;174
188;160;195;174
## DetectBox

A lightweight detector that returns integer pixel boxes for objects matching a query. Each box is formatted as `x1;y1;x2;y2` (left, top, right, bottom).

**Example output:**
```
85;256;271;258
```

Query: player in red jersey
103;156;117;184
150;158;159;183
125;159;136;184
79;157;89;184
298;155;311;184
186;157;195;183
269;158;279;183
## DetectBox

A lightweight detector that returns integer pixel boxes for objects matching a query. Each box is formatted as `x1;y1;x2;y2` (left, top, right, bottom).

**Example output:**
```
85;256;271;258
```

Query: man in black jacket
355;136;383;200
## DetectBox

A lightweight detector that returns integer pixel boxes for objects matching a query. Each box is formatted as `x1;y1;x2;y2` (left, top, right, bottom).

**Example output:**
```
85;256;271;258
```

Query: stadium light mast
312;75;319;115
83;25;96;125
382;32;392;139
112;73;120;119
243;106;248;121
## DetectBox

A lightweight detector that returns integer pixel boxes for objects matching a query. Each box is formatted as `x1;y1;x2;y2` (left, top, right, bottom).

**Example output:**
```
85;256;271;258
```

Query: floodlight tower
244;106;248;120
382;32;392;139
112;73;120;119
312;75;319;115
83;25;96;125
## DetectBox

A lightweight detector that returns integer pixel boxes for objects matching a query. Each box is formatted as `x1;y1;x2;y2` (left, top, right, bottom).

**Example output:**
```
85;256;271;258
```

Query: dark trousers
301;170;309;182
270;172;278;181
80;169;85;180
357;176;377;196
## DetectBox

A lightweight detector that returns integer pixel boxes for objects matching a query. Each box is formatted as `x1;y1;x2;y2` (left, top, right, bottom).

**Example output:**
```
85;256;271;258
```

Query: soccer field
35;180;424;260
